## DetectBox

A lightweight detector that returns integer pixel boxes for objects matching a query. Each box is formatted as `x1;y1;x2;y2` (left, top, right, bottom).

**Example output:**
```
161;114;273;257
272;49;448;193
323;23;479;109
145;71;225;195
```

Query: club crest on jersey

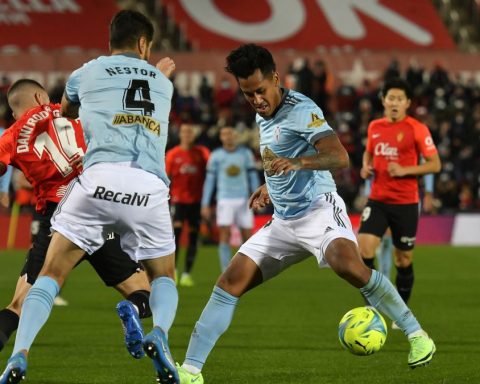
396;132;404;142
307;113;325;128
274;126;282;142
225;164;241;176
112;113;161;136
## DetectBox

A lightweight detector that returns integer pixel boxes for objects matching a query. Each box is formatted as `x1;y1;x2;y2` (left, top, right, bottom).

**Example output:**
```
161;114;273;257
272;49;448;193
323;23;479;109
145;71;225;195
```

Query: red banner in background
0;0;118;50
163;0;455;50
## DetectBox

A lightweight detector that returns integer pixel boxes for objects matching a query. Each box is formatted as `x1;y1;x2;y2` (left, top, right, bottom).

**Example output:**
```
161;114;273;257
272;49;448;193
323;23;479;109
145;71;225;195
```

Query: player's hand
270;157;302;176
248;184;270;211
422;192;435;213
387;162;406;177
0;192;9;210
360;165;374;179
70;153;84;173
156;57;176;78
201;206;211;221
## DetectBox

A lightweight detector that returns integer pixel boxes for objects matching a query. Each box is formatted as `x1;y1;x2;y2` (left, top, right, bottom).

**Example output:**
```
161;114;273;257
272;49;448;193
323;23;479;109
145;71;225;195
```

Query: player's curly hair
382;78;413;99
225;44;276;79
109;10;154;50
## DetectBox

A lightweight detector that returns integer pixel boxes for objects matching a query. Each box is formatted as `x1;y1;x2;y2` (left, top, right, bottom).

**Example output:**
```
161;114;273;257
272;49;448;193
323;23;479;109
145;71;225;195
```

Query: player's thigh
171;203;186;228
41;232;86;285
21;204;56;285
357;200;389;256
293;192;358;267
87;233;146;288
238;217;310;283
387;203;419;250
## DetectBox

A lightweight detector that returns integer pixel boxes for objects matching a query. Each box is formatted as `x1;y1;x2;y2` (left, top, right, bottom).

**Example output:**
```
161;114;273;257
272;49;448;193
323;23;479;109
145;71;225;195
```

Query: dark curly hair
225;44;276;79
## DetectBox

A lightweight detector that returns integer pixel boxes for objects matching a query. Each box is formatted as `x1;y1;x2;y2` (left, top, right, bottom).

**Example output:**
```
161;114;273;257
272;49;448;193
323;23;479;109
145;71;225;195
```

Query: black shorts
358;199;419;251
170;202;201;230
21;202;142;286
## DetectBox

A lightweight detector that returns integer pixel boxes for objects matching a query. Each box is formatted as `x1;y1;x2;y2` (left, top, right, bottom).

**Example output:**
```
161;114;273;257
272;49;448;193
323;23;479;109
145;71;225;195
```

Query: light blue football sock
218;242;231;272
150;277;178;334
360;269;421;336
184;286;239;370
13;276;59;355
377;236;393;279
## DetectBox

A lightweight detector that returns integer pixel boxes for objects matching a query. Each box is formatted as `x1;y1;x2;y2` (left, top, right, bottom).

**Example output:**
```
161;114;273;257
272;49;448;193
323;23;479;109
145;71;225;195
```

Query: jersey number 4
124;79;155;116
33;117;85;177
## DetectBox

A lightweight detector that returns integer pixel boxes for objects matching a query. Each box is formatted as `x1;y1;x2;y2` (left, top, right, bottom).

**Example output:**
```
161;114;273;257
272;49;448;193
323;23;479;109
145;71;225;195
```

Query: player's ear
273;72;280;86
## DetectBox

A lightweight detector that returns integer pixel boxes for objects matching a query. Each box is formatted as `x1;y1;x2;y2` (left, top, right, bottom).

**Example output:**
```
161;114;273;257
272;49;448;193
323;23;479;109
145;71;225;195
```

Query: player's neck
386;114;408;123
180;143;193;150
223;144;236;152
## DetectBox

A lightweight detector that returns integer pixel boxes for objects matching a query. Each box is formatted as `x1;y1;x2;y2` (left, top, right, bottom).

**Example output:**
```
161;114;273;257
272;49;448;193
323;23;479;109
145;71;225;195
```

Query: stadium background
0;1;479;384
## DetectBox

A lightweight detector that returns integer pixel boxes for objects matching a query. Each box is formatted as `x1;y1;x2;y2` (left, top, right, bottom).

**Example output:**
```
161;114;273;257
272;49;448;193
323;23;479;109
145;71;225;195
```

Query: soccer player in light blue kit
176;44;436;383
1;10;180;384
201;126;260;271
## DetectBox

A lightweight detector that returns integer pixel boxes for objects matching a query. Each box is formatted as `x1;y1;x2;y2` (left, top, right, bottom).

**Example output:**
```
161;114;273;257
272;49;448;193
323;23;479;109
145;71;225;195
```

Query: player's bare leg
0;278;31;352
325;238;435;368
0;232;84;383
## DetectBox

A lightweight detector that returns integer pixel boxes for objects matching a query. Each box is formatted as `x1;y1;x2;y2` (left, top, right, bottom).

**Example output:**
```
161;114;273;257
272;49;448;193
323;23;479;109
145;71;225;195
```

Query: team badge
262;146;279;177
396;132;404;142
226;164;241;176
307;113;325;128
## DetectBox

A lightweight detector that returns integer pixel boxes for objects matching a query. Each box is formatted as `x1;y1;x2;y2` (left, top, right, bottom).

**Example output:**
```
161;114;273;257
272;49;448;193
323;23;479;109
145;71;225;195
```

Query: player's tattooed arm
270;135;349;175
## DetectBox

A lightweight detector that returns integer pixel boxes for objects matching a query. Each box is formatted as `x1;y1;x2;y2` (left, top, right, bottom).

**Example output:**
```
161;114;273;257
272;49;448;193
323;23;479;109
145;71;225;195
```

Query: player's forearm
299;149;349;171
362;152;373;169
0;162;7;177
402;161;441;177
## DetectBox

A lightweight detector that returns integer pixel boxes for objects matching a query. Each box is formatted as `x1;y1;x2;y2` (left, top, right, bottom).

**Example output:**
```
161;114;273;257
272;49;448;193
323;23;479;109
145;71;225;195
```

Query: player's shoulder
404;116;428;130
368;117;388;128
166;145;180;156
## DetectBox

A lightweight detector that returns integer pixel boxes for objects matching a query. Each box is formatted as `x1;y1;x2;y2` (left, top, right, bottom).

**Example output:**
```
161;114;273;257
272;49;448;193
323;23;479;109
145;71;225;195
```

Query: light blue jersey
258;89;336;219
64;53;173;185
202;146;259;206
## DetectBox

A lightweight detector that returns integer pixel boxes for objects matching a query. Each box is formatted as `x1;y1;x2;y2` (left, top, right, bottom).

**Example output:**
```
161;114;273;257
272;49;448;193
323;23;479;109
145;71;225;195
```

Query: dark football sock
396;264;414;304
0;308;19;351
185;230;199;274
127;290;151;319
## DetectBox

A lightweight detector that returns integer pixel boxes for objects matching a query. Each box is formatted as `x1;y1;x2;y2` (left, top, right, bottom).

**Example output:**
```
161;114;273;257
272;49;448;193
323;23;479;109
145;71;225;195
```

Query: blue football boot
143;327;179;384
0;351;27;384
116;300;145;359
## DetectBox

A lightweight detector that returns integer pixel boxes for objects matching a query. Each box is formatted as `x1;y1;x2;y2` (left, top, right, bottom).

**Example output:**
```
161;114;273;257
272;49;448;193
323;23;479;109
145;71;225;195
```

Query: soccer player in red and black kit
166;123;209;287
358;78;441;321
0;79;151;359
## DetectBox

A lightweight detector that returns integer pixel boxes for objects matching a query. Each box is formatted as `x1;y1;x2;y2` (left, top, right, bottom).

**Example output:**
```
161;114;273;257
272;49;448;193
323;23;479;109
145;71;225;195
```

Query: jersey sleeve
0;128;15;166
64;67;83;104
290;103;334;145
165;148;174;176
414;123;438;157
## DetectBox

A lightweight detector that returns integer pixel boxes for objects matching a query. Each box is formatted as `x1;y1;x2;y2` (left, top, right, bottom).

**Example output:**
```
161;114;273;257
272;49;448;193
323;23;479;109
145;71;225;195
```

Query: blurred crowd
0;56;479;214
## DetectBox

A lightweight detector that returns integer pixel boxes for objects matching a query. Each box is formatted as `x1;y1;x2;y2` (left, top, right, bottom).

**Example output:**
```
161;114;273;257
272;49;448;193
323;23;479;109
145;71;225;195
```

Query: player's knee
6;300;23;315
394;250;412;267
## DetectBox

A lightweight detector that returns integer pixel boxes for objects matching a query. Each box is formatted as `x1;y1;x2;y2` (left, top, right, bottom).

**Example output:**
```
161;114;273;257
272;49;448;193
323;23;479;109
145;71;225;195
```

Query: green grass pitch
0;245;479;383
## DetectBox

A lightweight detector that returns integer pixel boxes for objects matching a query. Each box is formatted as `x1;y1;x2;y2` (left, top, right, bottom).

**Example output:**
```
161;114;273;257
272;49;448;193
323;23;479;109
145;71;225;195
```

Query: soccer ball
338;307;387;356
